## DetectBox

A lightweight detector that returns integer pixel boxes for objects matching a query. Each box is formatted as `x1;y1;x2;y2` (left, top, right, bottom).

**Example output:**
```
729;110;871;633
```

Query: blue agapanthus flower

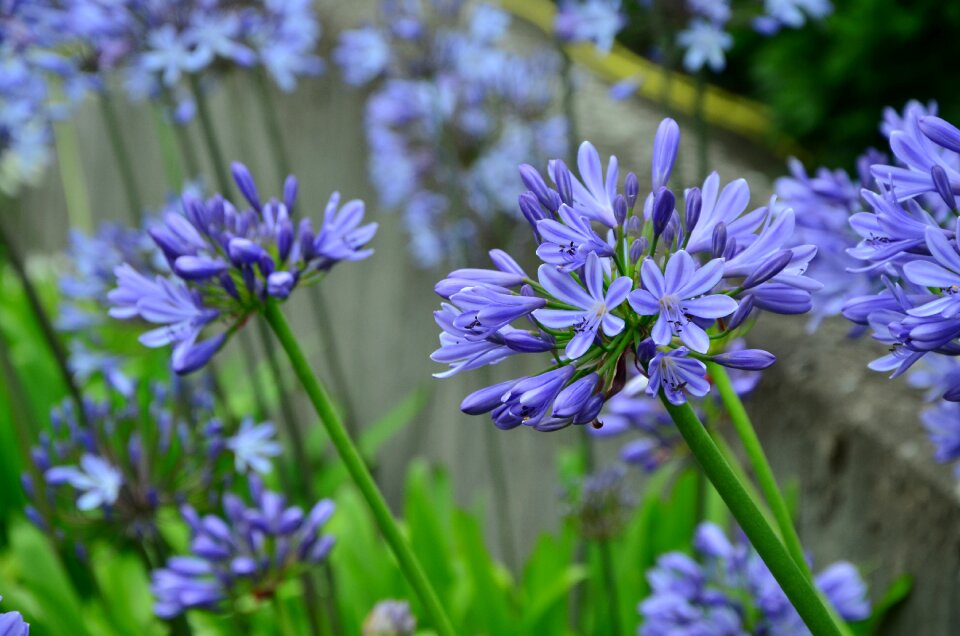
640;522;870;635
24;376;274;549
108;164;376;374
151;475;335;618
433;118;817;431
554;0;625;53
335;0;567;268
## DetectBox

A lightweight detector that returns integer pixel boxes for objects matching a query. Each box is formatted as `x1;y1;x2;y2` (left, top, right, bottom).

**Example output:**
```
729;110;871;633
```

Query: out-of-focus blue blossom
363;600;417;636
24;377;272;548
754;0;833;35
151;475;335;618
677;19;733;73
838;104;960;478
0;4;82;194
0;598;29;636
336;0;568;267
46;454;123;512
773;151;883;331
334;27;391;86
433;119;812;431
920;401;960;476
226;419;282;475
640;522;870;635
108;165;375;374
554;0;625;53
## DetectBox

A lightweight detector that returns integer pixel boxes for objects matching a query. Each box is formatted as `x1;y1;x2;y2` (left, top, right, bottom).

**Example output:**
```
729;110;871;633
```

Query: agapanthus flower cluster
639;522;870;634
108;163;376;374
554;0;625;54
591;339;763;471
335;0;568;267
5;0;322;135
835;102;960;474
150;475;335;618
74;0;322;91
0;597;29;636
24;376;278;550
433;118;817;431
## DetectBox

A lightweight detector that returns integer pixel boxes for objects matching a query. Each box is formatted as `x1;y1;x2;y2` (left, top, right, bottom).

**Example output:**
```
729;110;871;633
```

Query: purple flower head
433;120;811;431
109;166;375;374
349;1;568;267
629;252;738;353
641;522;868;636
25;377;248;549
151;476;335;618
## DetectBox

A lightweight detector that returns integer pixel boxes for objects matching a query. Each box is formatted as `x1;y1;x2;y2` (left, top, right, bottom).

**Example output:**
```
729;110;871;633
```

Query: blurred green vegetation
621;0;960;167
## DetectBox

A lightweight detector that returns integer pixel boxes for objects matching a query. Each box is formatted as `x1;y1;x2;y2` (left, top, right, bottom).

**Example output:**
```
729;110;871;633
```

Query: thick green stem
660;397;844;636
0;210;87;426
254;317;310;489
709;365;855;636
709;364;810;577
262;300;455;636
98;90;143;223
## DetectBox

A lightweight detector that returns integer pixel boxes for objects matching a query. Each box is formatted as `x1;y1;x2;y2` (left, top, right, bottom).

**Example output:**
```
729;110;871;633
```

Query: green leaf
521;527;577;635
451;509;512;635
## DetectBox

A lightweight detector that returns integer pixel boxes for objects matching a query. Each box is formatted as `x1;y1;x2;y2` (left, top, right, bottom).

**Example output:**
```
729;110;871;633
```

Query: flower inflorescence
433;118;819;431
639;522;869;635
151;476;335;618
25;376;279;550
108;164;376;374
335;0;567;267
